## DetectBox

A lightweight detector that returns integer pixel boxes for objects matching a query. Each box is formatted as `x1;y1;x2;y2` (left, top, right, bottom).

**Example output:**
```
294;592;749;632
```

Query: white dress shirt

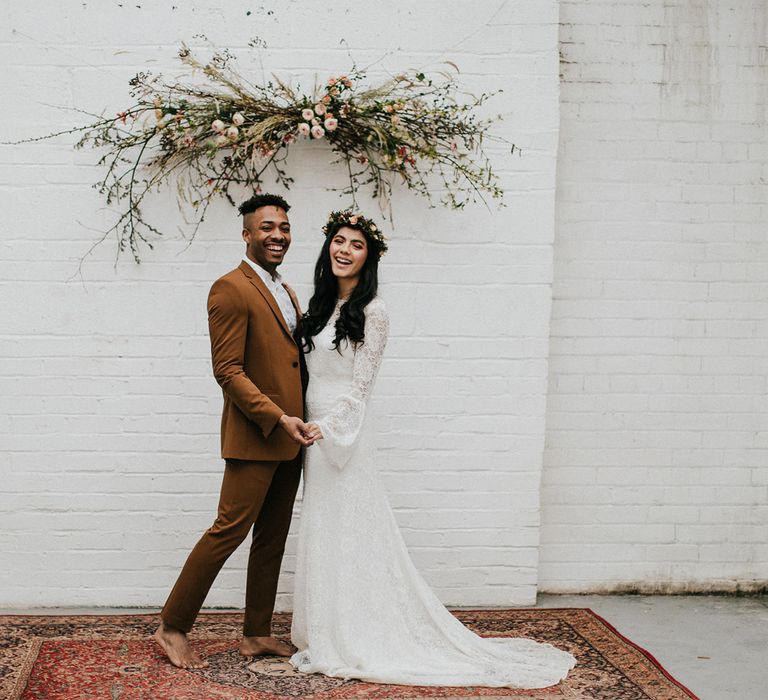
242;256;297;334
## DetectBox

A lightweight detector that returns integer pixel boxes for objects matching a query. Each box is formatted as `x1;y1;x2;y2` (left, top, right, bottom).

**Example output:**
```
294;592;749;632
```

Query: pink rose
298;123;310;136
328;77;337;86
232;112;245;126
311;125;325;139
322;95;332;105
211;119;225;132
302;108;314;121
349;215;359;225
324;117;338;131
314;103;327;116
226;126;239;139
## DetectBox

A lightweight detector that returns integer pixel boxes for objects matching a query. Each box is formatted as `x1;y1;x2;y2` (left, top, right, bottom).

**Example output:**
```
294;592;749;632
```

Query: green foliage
17;42;506;262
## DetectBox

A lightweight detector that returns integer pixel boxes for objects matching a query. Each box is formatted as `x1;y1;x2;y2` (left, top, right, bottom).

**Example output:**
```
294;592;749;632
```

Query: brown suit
161;260;306;637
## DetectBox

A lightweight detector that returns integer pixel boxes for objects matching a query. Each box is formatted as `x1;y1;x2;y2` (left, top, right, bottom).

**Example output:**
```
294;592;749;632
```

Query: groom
155;193;313;669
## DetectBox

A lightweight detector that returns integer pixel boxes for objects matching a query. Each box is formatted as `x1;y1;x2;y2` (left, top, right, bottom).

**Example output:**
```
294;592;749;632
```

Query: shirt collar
242;256;282;287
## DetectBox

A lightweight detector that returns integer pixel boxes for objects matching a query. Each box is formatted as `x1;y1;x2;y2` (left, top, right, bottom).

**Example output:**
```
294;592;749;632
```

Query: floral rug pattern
0;609;698;699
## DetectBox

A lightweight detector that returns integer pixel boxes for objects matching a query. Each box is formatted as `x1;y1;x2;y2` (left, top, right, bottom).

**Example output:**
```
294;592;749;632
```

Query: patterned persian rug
1;609;698;700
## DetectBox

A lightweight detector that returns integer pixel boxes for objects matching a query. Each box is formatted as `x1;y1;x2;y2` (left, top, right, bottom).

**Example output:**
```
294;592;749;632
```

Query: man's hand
278;414;317;446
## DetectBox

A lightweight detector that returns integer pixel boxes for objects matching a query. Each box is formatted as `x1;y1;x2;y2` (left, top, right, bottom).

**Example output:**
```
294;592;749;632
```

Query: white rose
298;123;310;136
311;125;325;139
232;112;245;126
324;118;338;131
302;108;315;121
314;103;327;116
227;126;239;139
211;119;225;132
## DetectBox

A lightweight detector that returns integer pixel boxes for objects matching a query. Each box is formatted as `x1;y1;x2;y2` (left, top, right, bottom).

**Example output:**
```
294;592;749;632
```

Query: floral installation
323;209;388;259
10;40;506;262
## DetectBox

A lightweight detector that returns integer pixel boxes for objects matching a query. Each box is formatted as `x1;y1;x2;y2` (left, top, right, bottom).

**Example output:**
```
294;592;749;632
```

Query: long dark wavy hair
301;220;385;353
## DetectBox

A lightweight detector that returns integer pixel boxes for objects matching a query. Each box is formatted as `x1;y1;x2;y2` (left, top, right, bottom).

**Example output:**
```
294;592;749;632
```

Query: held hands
279;415;323;446
303;422;323;443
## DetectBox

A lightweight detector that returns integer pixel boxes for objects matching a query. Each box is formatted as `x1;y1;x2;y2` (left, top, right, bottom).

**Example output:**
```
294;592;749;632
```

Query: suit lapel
283;283;302;323
238;261;294;341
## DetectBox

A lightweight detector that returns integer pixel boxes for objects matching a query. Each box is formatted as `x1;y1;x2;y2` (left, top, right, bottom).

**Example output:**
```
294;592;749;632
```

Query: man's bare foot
154;623;209;669
239;635;295;657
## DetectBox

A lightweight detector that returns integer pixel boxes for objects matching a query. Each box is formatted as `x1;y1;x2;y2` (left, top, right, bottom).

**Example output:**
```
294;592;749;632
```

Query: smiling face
329;226;368;284
242;205;291;275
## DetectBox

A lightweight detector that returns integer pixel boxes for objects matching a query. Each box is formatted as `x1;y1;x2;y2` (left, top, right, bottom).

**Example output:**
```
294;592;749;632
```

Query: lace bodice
305;296;389;470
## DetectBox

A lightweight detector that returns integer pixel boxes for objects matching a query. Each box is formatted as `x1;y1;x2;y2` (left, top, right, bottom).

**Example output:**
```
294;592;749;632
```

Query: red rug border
1;607;700;700
577;608;700;700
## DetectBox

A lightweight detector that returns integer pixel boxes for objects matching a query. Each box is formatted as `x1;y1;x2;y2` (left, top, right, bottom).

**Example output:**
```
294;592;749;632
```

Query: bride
290;210;576;688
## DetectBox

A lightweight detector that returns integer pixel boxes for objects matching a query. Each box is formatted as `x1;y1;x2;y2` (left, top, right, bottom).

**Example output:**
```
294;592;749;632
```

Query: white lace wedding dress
289;297;576;688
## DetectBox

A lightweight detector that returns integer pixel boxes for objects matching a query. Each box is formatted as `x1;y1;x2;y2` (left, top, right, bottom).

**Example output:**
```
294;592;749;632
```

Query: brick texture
0;1;560;607
540;0;768;593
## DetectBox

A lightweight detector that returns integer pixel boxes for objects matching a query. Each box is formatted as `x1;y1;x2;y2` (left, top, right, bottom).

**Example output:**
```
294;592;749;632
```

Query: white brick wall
0;2;560;607
539;0;768;593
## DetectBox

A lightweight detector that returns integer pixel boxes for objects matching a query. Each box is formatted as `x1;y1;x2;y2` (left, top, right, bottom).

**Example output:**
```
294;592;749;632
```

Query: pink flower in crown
311;125;325;139
324;117;338;131
298;123;310;136
348;215;359;225
302;108;314;121
383;104;394;113
314;103;327;116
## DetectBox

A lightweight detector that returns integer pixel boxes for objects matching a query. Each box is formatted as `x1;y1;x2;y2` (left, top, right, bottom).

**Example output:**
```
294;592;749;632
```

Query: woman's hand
304;422;324;442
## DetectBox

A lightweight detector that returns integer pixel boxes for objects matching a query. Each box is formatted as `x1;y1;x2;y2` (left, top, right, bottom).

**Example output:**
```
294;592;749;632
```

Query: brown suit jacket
208;260;306;461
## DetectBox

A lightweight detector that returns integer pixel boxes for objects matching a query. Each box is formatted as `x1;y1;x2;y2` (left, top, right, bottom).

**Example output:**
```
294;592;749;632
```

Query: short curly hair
238;193;291;216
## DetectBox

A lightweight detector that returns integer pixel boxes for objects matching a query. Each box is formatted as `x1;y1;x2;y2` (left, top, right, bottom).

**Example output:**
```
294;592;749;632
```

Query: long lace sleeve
315;298;389;470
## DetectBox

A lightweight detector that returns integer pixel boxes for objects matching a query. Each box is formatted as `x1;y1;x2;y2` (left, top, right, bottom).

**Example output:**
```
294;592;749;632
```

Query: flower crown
322;209;388;258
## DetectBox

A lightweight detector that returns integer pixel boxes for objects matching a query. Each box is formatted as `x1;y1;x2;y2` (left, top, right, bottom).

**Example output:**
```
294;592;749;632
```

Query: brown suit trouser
161;455;301;637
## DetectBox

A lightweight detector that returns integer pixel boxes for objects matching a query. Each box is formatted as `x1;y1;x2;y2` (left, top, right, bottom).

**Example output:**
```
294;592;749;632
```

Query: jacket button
292;361;299;367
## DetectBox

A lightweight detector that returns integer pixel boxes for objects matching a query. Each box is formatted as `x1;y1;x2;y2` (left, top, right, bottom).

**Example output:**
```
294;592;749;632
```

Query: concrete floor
3;595;766;700
536;594;768;700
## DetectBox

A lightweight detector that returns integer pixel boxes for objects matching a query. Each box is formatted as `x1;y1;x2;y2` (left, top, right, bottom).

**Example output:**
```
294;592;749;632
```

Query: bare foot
154;623;209;669
239;635;295;657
